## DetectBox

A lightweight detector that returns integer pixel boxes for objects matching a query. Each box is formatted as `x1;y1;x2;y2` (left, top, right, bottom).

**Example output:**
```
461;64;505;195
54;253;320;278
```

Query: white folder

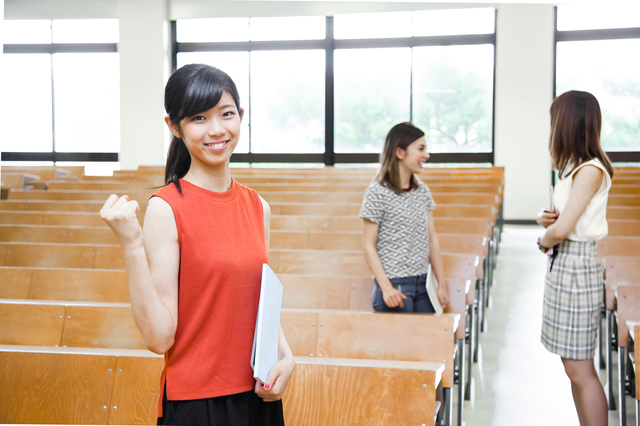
426;264;444;315
250;263;284;384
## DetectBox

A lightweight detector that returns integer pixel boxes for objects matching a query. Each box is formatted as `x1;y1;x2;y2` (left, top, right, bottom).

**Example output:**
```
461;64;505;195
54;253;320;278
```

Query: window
555;5;640;156
172;8;497;164
1;19;120;163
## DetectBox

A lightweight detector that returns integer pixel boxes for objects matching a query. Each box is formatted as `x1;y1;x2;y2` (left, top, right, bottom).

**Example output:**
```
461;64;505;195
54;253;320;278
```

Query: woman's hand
254;354;295;402
100;194;143;247
536;209;559;228
437;284;450;309
383;287;407;308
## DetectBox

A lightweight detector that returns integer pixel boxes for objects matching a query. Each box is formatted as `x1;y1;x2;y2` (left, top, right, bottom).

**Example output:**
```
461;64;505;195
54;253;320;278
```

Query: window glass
412;44;494;153
250;50;325;153
52;19;119;43
556;39;640;151
1;54;53;152
53;53;120;153
334;12;412;40
177;52;250;153
176;18;250;43
2;20;52;44
557;4;640;31
250;16;325;41
412;8;494;36
334;48;411;153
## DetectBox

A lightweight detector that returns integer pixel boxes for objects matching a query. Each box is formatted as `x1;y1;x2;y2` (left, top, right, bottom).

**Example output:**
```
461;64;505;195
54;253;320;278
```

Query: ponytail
164;135;191;195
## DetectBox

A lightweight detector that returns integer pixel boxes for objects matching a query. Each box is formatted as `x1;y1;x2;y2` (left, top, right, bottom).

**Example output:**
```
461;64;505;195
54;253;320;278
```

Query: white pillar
494;4;555;221
117;0;168;170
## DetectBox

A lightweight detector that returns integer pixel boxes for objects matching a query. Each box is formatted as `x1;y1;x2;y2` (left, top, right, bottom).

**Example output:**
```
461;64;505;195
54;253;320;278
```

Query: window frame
553;7;640;163
1;22;119;164
172;11;497;166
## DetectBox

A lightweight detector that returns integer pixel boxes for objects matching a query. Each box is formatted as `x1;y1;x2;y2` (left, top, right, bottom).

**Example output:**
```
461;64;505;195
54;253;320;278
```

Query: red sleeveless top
150;178;268;416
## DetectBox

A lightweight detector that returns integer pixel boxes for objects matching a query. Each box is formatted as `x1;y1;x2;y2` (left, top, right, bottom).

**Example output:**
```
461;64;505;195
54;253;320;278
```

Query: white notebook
426;264;444;315
250;264;284;384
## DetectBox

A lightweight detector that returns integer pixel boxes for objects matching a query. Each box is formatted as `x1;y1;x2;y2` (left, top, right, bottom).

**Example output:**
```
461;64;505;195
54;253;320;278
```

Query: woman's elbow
550;226;570;242
145;336;174;355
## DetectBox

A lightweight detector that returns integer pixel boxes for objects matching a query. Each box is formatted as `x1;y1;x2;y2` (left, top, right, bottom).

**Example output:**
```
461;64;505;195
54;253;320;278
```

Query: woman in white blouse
537;90;614;426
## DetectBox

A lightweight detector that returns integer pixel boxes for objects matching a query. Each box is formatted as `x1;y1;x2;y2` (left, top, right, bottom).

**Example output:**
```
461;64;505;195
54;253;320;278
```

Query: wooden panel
604;256;640;309
349;276;375;312
270;231;310;250
108;356;164;425
261;192;363;204
439;233;487;257
270;203;361;216
0;199;105;211
0;303;65;346
271;215;362;232
607;206;640;220
61;306;146;350
94;245;126;269
0;243;7;266
5;243;95;268
281;275;351;310
0;350;115;424
445;279;470;340
307;231;361;251
270;250;370;276
616;286;640;349
434;218;493;236
598;236;640;259
610;185;640;195
607;219;640;236
442;253;479;281
608;195;640;207
433;193;500;207
315;311;456;388
280;310;319;357
0;211;45;224
635;325;639;398
0;267;32;299
7;189;152;203
67;227;119;245
432;204;497;220
0;225;67;243
29;268;129;303
43;212;106;226
0;348;22;420
284;358;438;426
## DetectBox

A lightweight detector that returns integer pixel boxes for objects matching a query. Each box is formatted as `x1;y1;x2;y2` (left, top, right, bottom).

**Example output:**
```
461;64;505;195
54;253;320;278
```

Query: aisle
462;225;634;426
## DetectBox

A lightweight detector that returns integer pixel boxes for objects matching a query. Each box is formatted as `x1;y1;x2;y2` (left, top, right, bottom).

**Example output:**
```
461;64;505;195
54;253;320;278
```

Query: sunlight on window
412;8;494;36
250;50;325;153
250;16;325;41
52;19;119;43
334;11;412;39
177;18;250;43
1;54;53;152
557;4;640;31
53;53;120;153
334;48;411;153
2;20;51;43
556;39;640;151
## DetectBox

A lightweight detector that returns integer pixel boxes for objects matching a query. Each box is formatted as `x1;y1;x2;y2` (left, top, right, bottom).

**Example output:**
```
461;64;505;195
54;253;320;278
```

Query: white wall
494;4;555;220
117;0;168;170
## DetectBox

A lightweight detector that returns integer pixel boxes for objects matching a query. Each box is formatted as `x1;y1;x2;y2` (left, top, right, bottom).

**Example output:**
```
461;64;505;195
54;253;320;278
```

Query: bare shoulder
144;197;178;240
259;194;271;219
574;164;604;186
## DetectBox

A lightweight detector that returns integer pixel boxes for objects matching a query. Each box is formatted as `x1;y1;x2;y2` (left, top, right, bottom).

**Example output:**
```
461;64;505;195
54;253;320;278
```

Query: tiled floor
459;225;636;426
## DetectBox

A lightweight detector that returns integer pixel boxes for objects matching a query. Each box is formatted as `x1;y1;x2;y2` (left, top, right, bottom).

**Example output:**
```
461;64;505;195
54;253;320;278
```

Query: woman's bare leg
561;358;608;426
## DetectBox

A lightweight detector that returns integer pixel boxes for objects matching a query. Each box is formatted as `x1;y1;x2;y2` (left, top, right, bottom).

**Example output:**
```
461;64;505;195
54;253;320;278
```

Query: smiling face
396;136;429;175
166;91;243;169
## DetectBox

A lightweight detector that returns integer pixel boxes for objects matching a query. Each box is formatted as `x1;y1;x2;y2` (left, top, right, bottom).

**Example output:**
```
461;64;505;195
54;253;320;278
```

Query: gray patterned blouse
359;180;437;279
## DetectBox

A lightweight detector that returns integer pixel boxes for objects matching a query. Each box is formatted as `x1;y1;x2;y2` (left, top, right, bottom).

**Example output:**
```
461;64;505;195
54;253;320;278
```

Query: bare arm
427;212;449;309
362;219;406;308
100;195;179;354
539;165;603;248
254;195;295;401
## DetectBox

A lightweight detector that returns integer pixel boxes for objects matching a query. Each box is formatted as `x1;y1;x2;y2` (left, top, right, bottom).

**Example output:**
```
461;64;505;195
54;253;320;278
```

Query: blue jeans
372;274;435;313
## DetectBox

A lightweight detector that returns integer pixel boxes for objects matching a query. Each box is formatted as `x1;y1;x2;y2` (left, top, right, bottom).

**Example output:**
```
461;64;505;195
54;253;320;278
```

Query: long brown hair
375;122;425;194
549;90;614;179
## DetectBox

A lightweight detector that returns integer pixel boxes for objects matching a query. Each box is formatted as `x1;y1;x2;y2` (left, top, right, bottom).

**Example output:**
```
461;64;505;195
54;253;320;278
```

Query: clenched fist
100;194;143;246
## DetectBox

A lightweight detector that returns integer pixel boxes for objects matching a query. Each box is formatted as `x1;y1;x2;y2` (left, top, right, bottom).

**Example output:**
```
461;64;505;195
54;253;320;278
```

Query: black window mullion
324;17;335;166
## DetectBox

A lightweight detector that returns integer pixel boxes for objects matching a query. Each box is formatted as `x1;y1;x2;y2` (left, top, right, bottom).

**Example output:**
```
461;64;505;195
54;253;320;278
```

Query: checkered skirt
541;239;603;360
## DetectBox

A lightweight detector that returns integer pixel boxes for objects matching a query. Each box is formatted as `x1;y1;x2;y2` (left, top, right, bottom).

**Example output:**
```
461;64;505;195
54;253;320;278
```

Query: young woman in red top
100;64;294;426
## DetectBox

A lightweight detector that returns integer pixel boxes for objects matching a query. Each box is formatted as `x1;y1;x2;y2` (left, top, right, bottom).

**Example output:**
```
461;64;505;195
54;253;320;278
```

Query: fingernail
264;384;270;391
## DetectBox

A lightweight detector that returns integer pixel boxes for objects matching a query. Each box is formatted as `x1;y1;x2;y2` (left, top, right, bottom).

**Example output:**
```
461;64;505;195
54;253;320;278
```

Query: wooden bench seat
607;206;640;221
607;219;640;237
608;194;640;207
0;242;124;269
0;224;118;245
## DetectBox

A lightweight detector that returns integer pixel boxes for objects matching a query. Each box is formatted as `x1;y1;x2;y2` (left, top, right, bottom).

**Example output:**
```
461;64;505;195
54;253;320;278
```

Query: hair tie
166;174;178;185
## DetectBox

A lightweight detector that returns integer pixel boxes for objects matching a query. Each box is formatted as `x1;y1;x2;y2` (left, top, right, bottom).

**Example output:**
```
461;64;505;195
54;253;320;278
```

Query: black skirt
158;387;285;426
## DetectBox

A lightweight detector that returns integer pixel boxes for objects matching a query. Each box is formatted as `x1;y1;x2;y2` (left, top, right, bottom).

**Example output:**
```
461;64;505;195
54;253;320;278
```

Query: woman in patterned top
537;91;613;426
360;122;450;312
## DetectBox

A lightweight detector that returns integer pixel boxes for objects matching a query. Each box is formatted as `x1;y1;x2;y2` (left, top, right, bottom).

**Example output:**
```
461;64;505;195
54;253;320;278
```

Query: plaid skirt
540;239;603;360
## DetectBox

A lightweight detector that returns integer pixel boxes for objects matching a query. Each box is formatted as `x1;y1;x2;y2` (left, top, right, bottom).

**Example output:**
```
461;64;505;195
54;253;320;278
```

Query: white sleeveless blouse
553;158;611;242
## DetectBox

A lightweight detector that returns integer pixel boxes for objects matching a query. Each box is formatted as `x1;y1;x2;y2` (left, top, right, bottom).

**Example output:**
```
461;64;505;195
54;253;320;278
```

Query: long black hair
164;64;242;194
